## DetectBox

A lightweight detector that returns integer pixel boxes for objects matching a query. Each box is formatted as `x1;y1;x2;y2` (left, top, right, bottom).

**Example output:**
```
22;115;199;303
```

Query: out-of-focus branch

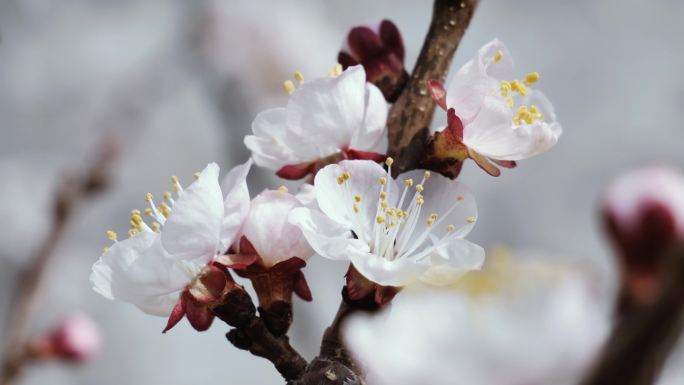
581;245;684;385
387;0;478;176
213;291;307;382
0;142;116;385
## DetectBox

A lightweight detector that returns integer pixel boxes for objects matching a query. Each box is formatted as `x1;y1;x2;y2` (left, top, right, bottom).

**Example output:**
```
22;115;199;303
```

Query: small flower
30;314;101;362
603;165;684;305
90;160;253;332
344;251;609;385
426;39;562;177
222;188;315;335
338;19;408;101
244;65;389;180
289;159;484;300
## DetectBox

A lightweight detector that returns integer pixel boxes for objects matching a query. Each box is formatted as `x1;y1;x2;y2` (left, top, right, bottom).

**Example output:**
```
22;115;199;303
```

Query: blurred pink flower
32;314;101;362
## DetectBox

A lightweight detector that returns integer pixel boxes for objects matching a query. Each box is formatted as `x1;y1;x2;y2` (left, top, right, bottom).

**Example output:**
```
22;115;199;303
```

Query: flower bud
603;166;684;305
31;314;101;362
338;20;408;102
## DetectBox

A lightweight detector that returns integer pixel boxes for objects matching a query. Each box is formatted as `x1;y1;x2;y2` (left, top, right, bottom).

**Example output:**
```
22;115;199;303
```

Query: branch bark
0;142;116;385
387;0;478;176
581;246;684;385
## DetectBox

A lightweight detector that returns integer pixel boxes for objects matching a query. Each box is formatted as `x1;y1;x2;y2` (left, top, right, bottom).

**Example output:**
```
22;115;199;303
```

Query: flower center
337;158;476;263
491;50;544;126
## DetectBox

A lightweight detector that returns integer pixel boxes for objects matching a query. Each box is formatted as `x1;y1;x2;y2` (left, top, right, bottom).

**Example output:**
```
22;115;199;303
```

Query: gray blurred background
1;0;683;384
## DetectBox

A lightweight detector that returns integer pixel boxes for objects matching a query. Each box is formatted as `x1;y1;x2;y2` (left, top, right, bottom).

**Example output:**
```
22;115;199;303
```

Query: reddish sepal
277;162;314;180
344;149;387;163
162;295;186;334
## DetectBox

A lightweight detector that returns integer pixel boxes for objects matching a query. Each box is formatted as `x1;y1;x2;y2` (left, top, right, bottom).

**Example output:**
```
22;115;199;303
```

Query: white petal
349;82;388;151
314;160;399;243
219;158;252;253
420;239;485;286
160;163;223;260
285;66;368;157
288;206;368;261
348;248;429;287
90;232;193;316
241;190;315;268
463;92;561;161
294;183;318;209
446;39;514;124
244;108;297;169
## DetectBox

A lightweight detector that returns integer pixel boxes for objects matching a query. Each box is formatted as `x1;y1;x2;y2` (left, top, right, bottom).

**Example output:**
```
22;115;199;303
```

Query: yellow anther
376;215;386;224
354;195;362;202
131;214;143;225
128;229;138;237
380;191;388;199
467;217;477;224
385;157;394;167
524;72;539;86
500;80;511;97
334;63;343;75
379;177;387;185
456;195;464;201
416;184;424;193
517;82;527;96
381;200;389;209
529;105;538;114
388;221;396;228
103;246;110;252
427;218;435;227
492;50;504;63
151;222;161;233
337;176;344;185
278;185;289;193
343;171;350;180
283;80;296;94
106;230;117;241
144;208;153;217
145;193;153;202
171;175;179;184
353;204;360;213
160;203;171;217
506;96;514;107
430;213;438;219
447;224;456;232
131;209;141;216
193;172;201;180
294;71;304;83
416;195;425;205
164;191;172;201
423;171;431;179
404;178;414;187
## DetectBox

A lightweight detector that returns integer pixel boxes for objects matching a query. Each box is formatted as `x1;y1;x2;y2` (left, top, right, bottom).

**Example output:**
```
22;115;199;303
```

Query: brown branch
0;142;116;385
213;290;307;381
581;245;684;385
387;0;478;176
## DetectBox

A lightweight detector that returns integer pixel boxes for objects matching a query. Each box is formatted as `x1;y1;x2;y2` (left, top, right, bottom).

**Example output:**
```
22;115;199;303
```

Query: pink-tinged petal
219;158;252;253
161;163;223;260
215;253;257;269
378;20;405;60
162;295;186;333
184;294;215;332
288;206;368;262
285;66;367;153
245;108;296;170
293;271;312;301
241;190;315;268
468;148;501;177
428;80;448;110
446;39;514;124
347;26;383;62
349;81;388;151
276;162;315;180
344;149;387;163
420;239;486;286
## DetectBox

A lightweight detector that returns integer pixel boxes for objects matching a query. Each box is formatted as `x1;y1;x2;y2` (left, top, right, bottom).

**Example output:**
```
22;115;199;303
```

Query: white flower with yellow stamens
244;65;389;180
90;159;252;318
429;39;562;175
289;159;484;287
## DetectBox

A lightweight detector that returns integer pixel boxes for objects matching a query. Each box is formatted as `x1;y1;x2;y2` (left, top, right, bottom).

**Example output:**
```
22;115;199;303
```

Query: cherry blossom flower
338;19;407;101
90;159;252;332
289;158;484;297
344;251;610;385
30;314;101;362
603;165;684;304
427;39;562;176
244;65;388;180
223;186;315;335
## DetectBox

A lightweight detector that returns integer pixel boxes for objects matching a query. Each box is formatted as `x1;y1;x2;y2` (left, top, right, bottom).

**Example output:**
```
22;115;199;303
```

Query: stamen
144;208;153;217
423;171;431;180
524;72;539;86
353;204;360;213
343;171;350;180
456;195;464;201
278;185;289;193
404;178;414;187
193;172;201;180
385;157;394;167
151;222;161;233
492;50;503;63
128;229;138;237
354;195;362;202
447;224;456;232
337;176;344;185
416;184;424;193
106;230;117;241
376;215;386;224
467;217;477;224
131;209;141;216
294;71;304;83
500;80;511;97
103;246;110;252
380;191;387;199
283;80;296;94
379;177;387;186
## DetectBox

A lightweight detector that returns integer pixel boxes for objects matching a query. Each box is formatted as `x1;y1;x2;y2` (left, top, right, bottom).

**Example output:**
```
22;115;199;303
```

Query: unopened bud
31;314;101;362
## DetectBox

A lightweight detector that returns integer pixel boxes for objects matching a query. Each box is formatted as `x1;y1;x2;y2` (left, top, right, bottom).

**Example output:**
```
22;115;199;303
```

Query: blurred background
1;0;683;384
